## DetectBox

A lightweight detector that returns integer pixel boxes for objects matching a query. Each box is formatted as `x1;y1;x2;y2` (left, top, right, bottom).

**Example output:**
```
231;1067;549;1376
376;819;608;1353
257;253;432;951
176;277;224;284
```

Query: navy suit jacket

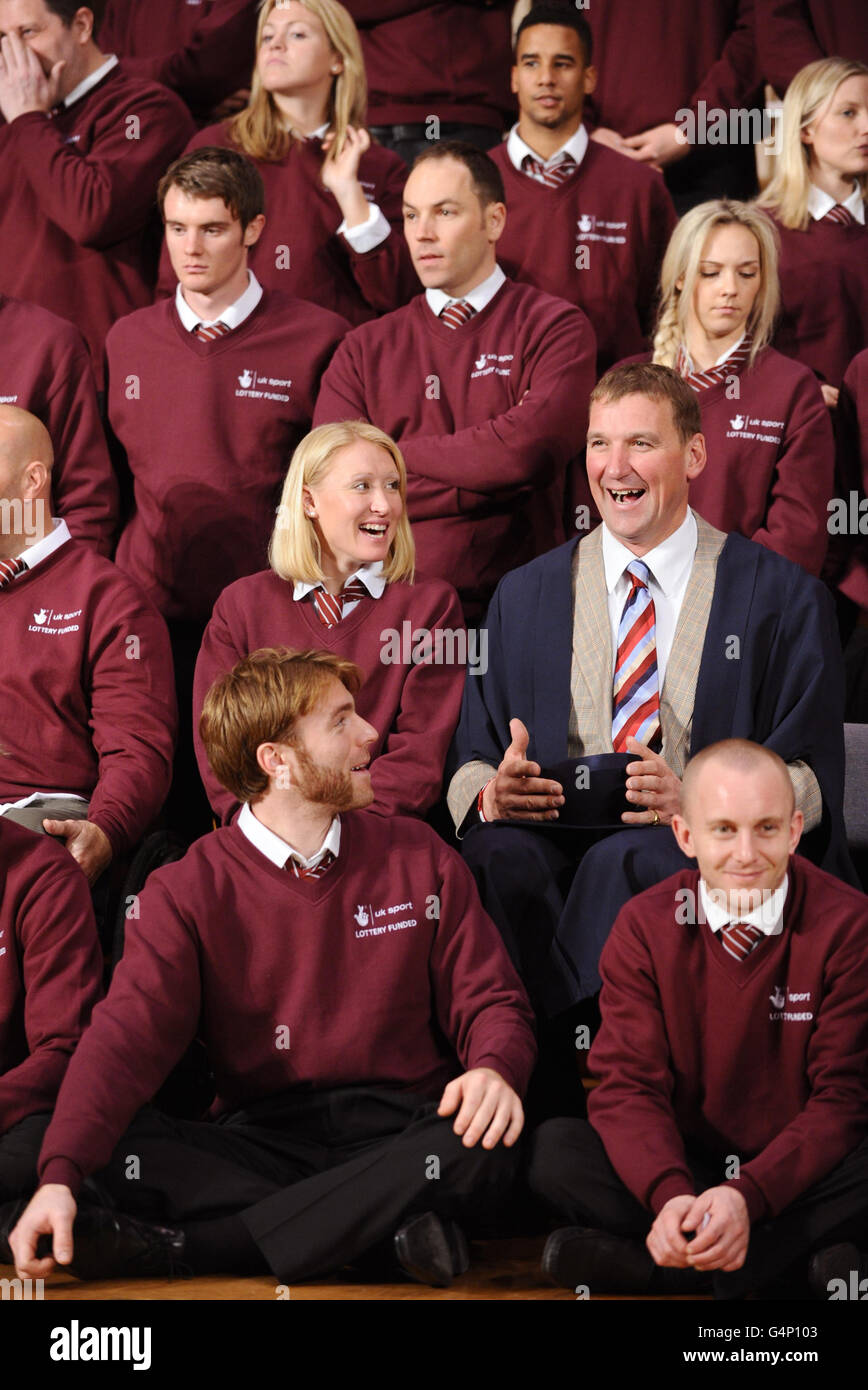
452;530;853;882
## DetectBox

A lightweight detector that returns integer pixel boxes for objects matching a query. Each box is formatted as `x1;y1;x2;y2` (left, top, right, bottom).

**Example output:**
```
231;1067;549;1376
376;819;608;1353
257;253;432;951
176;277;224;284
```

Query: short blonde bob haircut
200;646;364;802
652;199;780;371
269;420;415;586
757;57;868;230
229;0;367;163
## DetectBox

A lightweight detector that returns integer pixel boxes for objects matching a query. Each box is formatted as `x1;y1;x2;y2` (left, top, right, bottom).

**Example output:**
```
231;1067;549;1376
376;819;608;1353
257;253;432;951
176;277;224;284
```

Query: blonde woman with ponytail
756;57;868;400
162;0;417;323
647;199;833;575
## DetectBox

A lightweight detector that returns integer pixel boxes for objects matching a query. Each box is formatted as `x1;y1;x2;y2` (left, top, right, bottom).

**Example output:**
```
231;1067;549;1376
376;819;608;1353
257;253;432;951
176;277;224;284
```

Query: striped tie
312;575;369;629
676;333;753;392
720;920;764;962
823;204;857;226
521;152;577;189
612;560;661;752
439;299;476;330
193;320;232;342
286;850;336;880
0;555;27;590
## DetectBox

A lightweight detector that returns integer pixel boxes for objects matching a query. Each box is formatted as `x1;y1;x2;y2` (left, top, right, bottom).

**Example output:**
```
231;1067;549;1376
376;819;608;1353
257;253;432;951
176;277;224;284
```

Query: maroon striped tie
675;334;753;392
0;555;27;590
521;152;578;189
439;300;476;330
194;320;232;342
287;850;335;879
720;920;764;962
312;575;369;629
823;205;857;227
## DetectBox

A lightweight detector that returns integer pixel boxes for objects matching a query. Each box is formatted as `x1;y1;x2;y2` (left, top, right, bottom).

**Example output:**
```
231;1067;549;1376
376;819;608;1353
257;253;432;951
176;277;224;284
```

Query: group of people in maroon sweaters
1;0;868;1300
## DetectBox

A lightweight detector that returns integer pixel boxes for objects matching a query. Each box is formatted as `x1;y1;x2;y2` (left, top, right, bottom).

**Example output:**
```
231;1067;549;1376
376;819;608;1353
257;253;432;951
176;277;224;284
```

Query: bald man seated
528;739;868;1300
0;407;177;883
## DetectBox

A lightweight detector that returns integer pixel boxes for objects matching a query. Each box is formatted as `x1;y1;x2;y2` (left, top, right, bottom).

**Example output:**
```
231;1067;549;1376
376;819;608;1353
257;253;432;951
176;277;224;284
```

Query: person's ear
486;200;507;243
670;812;695;860
788;809;804;855
685;432;707;482
243;213;266;248
583;64;598;97
302;486;316;519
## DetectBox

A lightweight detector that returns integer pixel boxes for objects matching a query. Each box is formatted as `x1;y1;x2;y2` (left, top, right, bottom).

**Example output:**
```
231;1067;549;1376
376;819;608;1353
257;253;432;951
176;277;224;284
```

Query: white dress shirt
62;54;119;109
17;516;71;571
238;801;341;871
175;270;264;333
601;509;698;685
679;332;747;375
700;873;789;937
293;560;386;617
807;181;866;225
506;121;589;179
425;263;507;319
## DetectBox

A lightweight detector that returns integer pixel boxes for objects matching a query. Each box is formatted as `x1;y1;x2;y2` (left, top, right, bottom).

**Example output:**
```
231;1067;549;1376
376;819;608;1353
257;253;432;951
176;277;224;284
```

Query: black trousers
462;822;692;1014
528;1118;868;1299
1;1090;520;1284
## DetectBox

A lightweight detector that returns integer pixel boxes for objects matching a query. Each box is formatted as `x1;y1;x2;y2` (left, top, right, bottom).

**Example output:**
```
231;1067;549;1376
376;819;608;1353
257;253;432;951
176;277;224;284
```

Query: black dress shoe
393;1212;470;1288
64;1204;190;1281
542;1225;711;1296
808;1243;866;1300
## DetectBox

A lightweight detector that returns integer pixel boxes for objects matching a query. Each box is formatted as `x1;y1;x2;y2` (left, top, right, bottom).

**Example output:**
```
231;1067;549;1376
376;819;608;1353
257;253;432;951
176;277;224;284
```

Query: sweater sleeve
636;178;678;339
341;151;418;315
45;327;118;557
830;355;868;612
368;582;467;818
85;580;178;857
446;579;515;827
429;845;537;1099
192;594;244;824
755;0;824;96
688;0;760;116
398;307;596;493
750;367;834;575
4;91;193;249
0;850;103;1136
38;875;202;1195
111;0;258;112
587;910;697;1214
726;920;868;1222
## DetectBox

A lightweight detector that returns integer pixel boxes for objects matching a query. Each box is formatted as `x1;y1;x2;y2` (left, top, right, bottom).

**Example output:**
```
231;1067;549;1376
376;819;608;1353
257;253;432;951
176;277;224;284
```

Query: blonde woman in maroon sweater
194;420;466;823
649;198;834;575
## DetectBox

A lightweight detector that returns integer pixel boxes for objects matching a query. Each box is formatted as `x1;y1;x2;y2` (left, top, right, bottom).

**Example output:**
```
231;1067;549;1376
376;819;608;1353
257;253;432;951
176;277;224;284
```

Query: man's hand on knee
10;1184;77;1280
482;718;564;823
437;1067;524;1149
42;818;112;884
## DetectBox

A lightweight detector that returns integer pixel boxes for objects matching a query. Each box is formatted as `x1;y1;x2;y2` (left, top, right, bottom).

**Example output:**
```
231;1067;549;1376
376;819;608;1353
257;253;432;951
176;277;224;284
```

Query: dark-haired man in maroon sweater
315;141;596;621
0;0;194;385
8;647;536;1288
530;739;868;1299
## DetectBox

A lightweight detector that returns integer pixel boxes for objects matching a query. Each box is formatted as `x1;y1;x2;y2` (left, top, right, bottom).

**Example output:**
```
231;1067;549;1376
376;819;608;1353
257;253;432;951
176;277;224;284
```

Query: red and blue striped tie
612;560;661;752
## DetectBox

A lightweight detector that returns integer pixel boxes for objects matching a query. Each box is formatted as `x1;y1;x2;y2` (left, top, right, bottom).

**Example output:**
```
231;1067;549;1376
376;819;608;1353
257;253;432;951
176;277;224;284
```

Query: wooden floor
0;1237;710;1301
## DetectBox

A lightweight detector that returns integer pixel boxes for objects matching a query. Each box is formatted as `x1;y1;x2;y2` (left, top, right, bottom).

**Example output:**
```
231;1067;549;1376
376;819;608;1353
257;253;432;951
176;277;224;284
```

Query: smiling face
402;157;504;298
163;188;264;301
303;439;403;578
256;0;339;99
279;675;377;812
688;223;762;345
511;23;595;136
672;759;802;915
586;393;706;555
802;74;868;182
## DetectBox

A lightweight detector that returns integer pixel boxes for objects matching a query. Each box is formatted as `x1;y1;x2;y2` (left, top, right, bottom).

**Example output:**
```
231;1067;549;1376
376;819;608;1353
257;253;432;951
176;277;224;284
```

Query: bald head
0;407;54;559
681;739;794;823
0;406;53;480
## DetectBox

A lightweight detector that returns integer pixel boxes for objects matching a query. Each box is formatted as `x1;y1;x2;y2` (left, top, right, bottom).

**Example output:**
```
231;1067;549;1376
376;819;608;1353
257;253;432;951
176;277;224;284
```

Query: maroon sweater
98;0;258;116
38;814;537;1194
159;123;417;325
0;66;194;383
588;856;868;1224
584;0;758;136
770;210;868;389
0;819;103;1136
314;280;596;616
194;568;466;822
828;347;868;612
490;141;677;370
0;539;177;858
756;0;868;95
109;289;348;623
343;1;514;131
0;296;117;555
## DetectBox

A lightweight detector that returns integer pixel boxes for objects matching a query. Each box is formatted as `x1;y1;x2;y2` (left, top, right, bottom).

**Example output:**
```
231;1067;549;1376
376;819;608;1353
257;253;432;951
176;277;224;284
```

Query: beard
293;744;372;813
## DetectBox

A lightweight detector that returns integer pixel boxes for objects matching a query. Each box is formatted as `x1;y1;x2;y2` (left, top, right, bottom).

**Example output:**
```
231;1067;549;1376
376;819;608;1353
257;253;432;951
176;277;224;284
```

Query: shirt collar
601;508;698;598
238;801;342;870
292;559;387;602
807;181;866;225
680;331;747;374
17;517;71;571
175;270;263;333
425;263;506;319
62;54;119;109
506;121;588;173
700;873;789;937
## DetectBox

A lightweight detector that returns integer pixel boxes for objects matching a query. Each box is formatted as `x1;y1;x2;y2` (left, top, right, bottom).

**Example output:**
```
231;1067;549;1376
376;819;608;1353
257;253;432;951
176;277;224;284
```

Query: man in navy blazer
447;363;851;1020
